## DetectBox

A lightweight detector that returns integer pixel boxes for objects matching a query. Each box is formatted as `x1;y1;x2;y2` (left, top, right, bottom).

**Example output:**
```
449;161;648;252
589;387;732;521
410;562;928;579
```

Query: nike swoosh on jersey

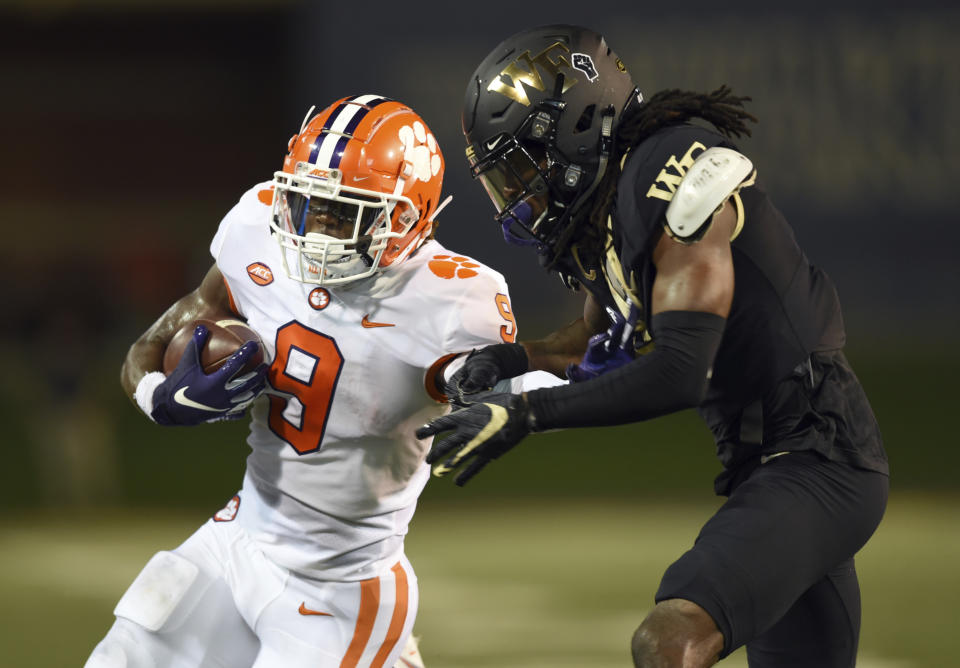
173;387;221;412
298;602;333;617
361;315;395;328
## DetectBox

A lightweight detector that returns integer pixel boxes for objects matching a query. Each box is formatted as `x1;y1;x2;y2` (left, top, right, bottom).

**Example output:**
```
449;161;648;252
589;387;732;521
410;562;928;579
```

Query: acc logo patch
213;495;240;522
429;255;480;279
571;53;599;82
247;262;274;286
308;287;330;310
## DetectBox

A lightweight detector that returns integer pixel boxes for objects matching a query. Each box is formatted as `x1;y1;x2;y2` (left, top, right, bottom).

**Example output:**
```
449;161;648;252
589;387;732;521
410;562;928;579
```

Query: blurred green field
1;492;954;667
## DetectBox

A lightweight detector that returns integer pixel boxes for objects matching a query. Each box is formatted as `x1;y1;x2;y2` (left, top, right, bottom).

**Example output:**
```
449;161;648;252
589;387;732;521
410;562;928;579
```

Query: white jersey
210;182;524;581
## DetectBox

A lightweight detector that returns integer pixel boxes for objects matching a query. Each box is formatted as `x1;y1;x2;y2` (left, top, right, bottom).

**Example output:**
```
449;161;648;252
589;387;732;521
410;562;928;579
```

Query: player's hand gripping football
417;393;534;486
151;325;268;426
447;343;528;404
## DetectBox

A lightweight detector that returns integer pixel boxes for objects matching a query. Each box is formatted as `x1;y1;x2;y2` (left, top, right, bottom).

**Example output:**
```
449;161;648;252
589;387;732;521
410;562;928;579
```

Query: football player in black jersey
416;24;889;668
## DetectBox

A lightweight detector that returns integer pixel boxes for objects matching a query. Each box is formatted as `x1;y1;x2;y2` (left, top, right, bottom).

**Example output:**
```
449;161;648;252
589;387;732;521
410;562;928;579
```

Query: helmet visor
285;192;383;239
473;140;551;235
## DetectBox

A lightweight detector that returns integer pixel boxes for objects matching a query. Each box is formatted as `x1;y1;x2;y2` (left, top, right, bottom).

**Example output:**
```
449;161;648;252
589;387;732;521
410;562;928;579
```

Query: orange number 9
495;293;517;343
267;321;344;455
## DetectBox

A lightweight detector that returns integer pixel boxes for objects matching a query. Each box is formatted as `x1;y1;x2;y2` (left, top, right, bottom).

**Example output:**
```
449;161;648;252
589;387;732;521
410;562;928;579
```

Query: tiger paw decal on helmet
429;255;480;279
399;121;442;183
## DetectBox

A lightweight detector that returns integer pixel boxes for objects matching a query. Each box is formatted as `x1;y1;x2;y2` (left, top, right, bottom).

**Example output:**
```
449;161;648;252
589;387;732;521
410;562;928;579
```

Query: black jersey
599;124;887;492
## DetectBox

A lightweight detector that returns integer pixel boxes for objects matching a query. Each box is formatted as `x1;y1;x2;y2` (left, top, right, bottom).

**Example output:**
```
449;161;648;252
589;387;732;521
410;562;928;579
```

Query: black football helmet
462;24;639;260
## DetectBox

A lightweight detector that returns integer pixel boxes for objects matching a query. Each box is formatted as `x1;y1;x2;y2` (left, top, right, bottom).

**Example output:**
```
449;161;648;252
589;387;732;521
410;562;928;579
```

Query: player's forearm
521;317;592;378
119;274;220;400
120;302;196;399
121;264;236;397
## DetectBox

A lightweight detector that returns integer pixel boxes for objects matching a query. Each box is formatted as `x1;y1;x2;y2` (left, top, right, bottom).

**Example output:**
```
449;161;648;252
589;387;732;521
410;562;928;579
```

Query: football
162;318;265;375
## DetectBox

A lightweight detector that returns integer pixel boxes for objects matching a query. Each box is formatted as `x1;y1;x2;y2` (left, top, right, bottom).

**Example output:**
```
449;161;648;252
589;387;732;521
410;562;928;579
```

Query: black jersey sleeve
527;310;727;430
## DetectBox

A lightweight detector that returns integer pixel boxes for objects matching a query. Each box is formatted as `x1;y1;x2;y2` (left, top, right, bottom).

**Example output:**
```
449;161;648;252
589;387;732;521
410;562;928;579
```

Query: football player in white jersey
86;94;562;668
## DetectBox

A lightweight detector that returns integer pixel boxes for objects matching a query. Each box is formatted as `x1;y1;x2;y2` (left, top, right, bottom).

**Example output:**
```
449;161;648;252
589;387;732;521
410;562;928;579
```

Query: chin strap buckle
563;164;583;189
530;111;553;140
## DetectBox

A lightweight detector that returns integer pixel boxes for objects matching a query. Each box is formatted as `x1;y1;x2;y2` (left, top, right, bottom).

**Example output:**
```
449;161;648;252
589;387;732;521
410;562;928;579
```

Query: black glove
417;393;534;486
448;343;529;402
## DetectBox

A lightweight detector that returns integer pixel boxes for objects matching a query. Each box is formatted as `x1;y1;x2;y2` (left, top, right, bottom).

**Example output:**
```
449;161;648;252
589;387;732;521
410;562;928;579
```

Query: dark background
1;0;958;511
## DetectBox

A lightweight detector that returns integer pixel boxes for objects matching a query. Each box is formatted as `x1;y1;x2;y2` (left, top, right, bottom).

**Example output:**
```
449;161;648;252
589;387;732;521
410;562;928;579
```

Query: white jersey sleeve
405;245;567;398
209;182;276;320
436;256;517;354
390;244;522;401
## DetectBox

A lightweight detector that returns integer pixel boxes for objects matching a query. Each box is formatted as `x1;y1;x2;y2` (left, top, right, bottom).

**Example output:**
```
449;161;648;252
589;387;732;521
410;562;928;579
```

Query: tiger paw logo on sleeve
428;255;480;279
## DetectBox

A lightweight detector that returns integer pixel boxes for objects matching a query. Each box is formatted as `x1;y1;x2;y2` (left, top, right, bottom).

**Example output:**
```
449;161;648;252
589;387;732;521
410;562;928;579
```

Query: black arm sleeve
525;310;726;430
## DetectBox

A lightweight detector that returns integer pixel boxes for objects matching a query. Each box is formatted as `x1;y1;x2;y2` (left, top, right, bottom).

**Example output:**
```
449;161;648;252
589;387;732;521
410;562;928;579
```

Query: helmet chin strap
547;87;642;286
570;108;614;218
541;105;614;275
528;71;615;273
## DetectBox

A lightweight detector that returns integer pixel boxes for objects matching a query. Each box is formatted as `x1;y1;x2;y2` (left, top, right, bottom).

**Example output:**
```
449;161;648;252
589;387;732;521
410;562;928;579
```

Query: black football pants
655;451;888;667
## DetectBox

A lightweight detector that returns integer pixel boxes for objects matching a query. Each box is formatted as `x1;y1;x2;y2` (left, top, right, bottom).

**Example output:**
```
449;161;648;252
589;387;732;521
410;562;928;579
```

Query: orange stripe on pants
339;577;381;668
370;562;410;668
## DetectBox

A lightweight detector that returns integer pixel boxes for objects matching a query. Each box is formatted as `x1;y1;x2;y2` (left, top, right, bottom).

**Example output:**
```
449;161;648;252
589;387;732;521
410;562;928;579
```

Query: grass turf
0;491;953;667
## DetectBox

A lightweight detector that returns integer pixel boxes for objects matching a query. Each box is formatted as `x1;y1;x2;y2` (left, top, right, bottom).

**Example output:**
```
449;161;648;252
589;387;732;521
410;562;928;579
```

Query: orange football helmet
270;94;449;285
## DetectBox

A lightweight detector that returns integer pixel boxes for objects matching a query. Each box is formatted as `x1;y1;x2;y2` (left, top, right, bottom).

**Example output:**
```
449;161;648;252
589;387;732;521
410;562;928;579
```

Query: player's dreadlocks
554;85;757;269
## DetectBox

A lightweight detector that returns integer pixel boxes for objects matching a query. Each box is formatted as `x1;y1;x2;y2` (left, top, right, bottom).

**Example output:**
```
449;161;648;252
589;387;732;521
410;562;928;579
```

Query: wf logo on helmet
487;42;579;106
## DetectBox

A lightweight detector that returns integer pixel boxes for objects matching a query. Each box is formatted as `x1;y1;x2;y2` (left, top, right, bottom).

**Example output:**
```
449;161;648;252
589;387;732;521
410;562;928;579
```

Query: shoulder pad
664;147;753;242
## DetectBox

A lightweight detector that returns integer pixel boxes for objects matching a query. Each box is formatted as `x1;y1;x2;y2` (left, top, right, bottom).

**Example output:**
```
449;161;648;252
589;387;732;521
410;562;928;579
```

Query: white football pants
84;517;418;668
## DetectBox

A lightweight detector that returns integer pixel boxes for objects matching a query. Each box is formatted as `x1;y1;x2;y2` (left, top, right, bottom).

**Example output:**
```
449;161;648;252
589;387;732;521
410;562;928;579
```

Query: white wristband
134;371;168;422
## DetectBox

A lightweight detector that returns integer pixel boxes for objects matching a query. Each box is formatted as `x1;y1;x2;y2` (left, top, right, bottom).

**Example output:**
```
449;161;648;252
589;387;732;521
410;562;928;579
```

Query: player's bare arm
447;292;602;399
650;199;736;317
120;264;233;398
521;295;606;377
